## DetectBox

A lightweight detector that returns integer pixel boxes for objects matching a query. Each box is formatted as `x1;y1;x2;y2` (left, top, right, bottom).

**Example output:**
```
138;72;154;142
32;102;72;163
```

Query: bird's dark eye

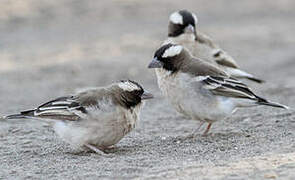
131;89;143;96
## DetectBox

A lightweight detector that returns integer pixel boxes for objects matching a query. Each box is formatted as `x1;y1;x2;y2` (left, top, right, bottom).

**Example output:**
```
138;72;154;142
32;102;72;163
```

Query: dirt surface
0;0;295;179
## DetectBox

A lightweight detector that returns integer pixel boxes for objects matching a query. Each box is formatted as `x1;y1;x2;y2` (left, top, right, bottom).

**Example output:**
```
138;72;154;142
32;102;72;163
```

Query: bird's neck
168;33;196;43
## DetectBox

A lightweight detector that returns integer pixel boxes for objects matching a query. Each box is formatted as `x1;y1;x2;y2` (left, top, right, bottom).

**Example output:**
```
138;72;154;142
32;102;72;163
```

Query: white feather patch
224;67;254;78
34;109;73;116
194;76;209;82
118;81;141;92
52;101;72;105
38;106;68;111
169;12;183;24
162;45;183;58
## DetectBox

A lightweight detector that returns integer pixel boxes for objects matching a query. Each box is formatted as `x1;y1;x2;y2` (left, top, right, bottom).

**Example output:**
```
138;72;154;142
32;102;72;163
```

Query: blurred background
0;0;295;179
1;0;295;99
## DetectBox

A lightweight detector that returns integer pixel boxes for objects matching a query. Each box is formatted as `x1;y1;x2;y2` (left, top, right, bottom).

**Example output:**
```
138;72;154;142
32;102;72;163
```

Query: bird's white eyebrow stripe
162;45;183;58
118;81;141;92
170;12;183;24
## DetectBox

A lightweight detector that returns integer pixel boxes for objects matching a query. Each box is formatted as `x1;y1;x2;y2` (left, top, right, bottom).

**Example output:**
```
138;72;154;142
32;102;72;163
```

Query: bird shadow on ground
164;131;246;143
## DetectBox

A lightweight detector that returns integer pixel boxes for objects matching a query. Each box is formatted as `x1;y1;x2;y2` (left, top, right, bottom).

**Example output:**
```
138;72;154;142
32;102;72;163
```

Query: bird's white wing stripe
34;109;74;116
52;101;73;105
39;106;68;111
200;76;258;99
194;76;209;82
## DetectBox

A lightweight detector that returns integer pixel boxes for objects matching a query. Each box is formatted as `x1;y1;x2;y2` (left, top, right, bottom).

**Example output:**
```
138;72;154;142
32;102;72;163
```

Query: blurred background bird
165;9;264;83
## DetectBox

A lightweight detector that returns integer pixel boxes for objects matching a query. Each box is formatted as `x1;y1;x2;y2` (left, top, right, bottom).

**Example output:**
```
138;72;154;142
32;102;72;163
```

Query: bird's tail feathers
245;77;265;84
227;68;265;84
4;110;35;119
256;98;289;109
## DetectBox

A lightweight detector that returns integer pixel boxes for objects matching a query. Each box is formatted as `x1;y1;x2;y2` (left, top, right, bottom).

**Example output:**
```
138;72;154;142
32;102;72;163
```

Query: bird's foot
202;123;212;136
186;121;206;138
84;144;113;157
185;133;198;139
100;145;118;153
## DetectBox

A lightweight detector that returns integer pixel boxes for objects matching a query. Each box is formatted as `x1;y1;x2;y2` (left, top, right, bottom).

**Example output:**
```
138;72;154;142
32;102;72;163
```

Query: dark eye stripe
132;89;144;96
155;44;174;59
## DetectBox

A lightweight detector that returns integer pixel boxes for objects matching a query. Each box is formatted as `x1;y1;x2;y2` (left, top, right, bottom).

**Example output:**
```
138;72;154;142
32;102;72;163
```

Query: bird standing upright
165;10;264;83
5;80;153;154
148;43;287;135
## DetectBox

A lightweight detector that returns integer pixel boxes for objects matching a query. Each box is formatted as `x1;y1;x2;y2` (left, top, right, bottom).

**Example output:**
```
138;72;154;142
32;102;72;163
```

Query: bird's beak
194;30;198;41
184;24;195;34
141;92;154;100
148;58;163;69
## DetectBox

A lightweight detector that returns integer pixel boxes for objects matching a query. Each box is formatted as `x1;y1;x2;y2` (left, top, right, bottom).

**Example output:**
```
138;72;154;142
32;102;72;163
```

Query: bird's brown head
148;43;189;73
115;80;153;109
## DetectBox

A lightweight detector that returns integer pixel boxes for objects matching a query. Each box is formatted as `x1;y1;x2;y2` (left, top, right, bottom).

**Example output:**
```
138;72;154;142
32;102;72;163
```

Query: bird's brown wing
182;57;229;77
195;31;216;48
196;31;239;68
212;49;239;68
17;96;88;121
8;88;114;121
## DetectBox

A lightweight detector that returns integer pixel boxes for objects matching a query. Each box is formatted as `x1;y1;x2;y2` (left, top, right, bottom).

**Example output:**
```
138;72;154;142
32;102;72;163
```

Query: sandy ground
0;0;295;179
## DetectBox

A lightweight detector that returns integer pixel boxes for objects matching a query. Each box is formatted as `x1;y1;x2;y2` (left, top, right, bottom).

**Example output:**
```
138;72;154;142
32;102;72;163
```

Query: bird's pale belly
53;110;139;148
156;70;232;122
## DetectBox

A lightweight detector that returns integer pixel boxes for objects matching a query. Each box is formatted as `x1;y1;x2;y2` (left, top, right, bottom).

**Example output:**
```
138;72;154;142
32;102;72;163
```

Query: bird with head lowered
166;9;264;83
5;80;153;155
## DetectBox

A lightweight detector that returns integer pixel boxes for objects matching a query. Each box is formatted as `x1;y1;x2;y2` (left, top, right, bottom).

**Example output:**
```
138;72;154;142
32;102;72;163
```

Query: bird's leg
203;123;212;136
187;121;205;139
84;144;109;156
196;121;205;132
